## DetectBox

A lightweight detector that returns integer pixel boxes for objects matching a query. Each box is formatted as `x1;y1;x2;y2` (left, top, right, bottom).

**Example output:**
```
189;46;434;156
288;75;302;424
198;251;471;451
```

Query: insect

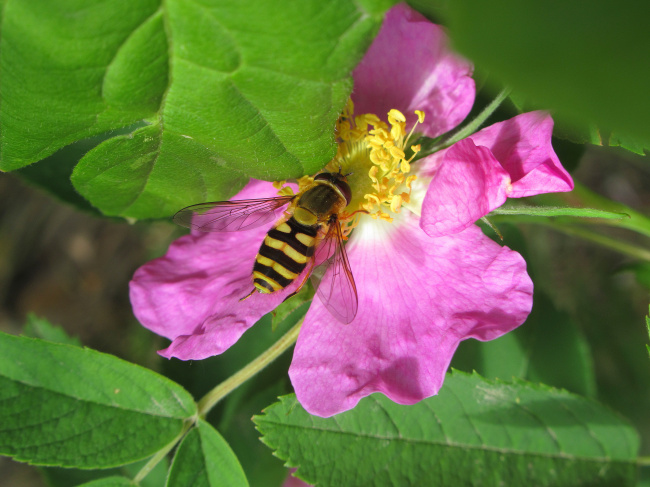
173;170;358;324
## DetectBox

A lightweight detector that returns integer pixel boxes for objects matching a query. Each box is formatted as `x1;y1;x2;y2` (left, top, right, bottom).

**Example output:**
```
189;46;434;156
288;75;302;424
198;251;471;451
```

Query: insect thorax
294;183;346;226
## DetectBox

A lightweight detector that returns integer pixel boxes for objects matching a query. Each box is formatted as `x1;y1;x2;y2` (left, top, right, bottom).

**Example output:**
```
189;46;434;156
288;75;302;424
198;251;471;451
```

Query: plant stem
446;87;512;146
197;317;304;417
503;218;650;261
133;317;303;483
133;421;193;484
550;224;650;262
419;87;512;157
533;182;650;239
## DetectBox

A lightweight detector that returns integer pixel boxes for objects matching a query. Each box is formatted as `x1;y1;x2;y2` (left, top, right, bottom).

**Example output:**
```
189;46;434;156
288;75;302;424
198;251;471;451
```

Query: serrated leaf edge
254;371;639;472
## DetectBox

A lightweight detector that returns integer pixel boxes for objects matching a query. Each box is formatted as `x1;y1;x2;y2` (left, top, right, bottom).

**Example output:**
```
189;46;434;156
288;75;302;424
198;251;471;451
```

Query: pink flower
130;3;573;417
418;112;574;237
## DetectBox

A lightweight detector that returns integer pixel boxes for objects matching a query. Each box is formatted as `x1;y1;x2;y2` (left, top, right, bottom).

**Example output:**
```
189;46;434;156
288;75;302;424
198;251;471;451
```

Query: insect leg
239;288;256;302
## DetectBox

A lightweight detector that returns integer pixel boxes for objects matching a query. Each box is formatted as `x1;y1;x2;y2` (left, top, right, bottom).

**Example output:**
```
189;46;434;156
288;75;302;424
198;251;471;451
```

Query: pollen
328;100;425;222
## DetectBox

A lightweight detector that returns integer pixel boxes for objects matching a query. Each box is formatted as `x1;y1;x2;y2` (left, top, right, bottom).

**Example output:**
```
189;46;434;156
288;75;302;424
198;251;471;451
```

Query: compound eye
335;180;352;205
313;173;331;182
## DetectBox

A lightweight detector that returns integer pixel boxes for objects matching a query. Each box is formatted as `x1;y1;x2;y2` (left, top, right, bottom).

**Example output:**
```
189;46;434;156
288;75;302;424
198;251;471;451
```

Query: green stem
197;317;304;417
637;456;650;467
535;222;650;261
532;182;650;239
133;317;303;484
133;421;193;484
419;87;512;157
556;225;650;261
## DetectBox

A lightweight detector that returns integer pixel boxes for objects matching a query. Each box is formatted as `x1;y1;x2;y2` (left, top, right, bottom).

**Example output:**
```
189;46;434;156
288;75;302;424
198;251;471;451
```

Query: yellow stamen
328;105;425;221
390;146;405;160
390;195;403;213
316;101;428;229
388;109;406;123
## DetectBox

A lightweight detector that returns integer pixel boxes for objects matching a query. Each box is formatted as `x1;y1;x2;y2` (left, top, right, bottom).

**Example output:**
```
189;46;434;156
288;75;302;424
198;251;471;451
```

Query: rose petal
417;111;574;237
289;214;533;417
352;3;475;137
129;180;296;360
467;111;574;196
420;138;511;237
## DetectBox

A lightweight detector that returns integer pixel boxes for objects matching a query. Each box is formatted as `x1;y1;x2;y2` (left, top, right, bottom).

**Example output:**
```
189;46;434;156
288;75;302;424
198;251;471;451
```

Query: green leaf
70;123;249;219
2;0;394;219
255;372;639;487
443;0;650;146
219;382;290;487
507;91;649;156
22;314;82;347
15;144;97;213
489;204;629;220
607;131;650;156
0;332;196;468
167;420;249;487
41;456;169;487
529;182;650;239
164;311;302;487
14;125;145;213
76;477;135;487
0;0;164;170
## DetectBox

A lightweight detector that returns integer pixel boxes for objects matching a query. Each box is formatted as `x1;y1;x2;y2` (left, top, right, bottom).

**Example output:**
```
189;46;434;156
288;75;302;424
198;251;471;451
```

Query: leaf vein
100;6;164;102
261;422;630;464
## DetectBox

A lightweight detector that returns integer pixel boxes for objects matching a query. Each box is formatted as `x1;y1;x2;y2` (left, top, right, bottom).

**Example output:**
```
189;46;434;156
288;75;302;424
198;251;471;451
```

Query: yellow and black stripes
252;218;318;293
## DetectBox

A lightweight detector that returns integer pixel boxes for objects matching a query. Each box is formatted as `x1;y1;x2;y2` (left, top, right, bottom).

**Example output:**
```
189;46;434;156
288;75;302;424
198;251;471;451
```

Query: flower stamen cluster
274;100;425;228
332;100;425;222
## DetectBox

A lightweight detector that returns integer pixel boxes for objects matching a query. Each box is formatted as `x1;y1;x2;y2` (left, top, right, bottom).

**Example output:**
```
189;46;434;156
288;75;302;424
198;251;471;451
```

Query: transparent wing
310;219;358;324
173;196;295;232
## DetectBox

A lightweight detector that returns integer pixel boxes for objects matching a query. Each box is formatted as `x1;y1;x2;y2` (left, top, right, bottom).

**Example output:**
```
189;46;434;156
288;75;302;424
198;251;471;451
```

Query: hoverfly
173;170;358;324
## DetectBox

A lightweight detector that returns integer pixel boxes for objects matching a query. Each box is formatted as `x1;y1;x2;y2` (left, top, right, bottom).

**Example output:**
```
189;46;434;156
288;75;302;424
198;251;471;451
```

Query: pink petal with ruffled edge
289;213;533;417
352;3;475;138
420;111;574;237
468;111;574;197
129;180;297;360
419;138;511;237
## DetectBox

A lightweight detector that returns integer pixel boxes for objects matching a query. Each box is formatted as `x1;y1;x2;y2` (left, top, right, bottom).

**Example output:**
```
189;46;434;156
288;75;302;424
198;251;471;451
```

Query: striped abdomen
252;218;318;293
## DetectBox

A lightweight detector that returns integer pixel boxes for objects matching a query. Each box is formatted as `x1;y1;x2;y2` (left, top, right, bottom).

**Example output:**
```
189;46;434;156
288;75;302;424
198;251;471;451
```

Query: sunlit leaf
1;0;395;218
167;420;248;487
0;333;196;468
256;372;639;486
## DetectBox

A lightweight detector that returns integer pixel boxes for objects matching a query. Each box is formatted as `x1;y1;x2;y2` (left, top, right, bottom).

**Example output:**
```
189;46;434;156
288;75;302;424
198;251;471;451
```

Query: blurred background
0;172;178;486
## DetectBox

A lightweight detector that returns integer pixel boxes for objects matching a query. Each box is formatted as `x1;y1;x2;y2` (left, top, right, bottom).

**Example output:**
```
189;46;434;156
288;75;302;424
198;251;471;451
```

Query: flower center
276;101;425;235
327;100;425;223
